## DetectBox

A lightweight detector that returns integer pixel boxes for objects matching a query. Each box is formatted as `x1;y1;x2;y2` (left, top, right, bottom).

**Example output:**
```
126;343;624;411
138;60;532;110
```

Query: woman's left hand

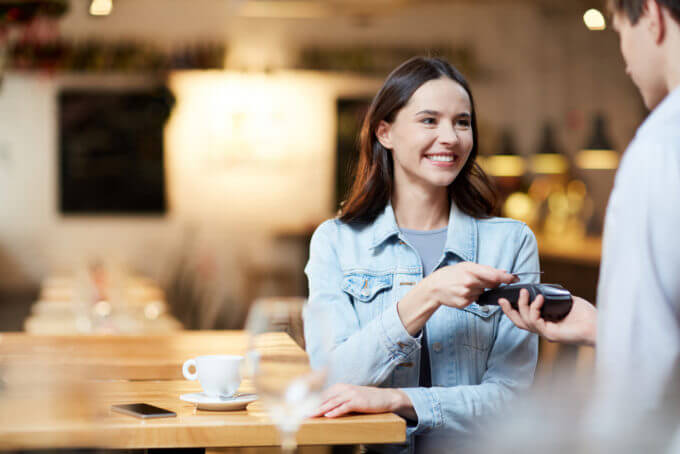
309;384;408;418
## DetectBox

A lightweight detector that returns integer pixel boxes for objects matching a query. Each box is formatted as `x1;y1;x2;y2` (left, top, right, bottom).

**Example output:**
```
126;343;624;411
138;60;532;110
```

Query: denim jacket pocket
342;272;393;303
460;303;500;351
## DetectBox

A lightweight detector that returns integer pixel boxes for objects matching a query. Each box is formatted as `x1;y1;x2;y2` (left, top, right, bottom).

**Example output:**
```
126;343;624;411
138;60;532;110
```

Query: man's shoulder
624;104;680;173
634;91;680;149
614;104;680;208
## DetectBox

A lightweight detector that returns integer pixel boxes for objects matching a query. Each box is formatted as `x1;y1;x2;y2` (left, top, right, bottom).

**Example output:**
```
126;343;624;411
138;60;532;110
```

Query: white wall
0;71;379;289
0;74;175;287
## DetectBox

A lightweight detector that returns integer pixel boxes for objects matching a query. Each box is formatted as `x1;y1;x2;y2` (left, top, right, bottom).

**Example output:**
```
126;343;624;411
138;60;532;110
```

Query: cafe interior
0;0;655;452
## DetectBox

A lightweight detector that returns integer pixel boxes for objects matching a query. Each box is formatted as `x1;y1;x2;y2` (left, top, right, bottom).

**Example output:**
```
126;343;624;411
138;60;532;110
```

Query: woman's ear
376;120;393;150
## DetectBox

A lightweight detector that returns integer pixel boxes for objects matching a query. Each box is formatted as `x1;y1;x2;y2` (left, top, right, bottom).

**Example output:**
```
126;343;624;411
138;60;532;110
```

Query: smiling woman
339;57;498;225
303;57;540;454
377;77;474;200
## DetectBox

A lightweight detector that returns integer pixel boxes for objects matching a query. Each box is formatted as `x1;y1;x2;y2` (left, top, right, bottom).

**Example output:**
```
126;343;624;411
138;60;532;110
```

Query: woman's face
377;77;474;193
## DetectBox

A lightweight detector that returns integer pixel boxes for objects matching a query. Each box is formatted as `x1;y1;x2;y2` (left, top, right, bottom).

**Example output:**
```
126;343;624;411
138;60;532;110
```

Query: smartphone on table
111;403;176;419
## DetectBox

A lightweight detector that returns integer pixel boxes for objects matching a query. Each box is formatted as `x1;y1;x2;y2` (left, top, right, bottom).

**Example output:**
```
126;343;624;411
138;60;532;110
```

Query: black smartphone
111;403;177;419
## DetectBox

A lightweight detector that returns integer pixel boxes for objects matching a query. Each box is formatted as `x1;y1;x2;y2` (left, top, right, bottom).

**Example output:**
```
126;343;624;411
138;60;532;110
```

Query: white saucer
180;392;257;411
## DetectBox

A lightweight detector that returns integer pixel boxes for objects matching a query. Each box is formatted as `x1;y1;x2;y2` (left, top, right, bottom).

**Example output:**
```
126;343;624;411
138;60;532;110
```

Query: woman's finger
459;285;484;301
310;396;347;418
320;384;345;401
460;273;499;291
325;402;354;418
467;292;484;304
464;264;515;287
308;407;328;418
458;295;479;309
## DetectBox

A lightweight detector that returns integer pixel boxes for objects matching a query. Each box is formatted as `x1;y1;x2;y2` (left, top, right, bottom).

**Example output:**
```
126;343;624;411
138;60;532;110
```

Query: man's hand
498;289;598;346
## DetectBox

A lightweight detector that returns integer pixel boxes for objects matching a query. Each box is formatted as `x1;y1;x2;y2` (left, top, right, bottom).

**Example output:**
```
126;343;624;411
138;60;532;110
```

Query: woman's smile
423;152;460;167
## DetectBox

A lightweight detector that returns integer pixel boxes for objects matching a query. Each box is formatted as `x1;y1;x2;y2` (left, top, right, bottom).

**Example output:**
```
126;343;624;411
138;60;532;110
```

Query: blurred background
0;0;641;376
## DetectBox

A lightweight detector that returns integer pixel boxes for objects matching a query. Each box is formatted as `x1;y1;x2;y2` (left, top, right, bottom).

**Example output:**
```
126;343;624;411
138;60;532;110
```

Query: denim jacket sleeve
400;225;539;436
304;220;422;385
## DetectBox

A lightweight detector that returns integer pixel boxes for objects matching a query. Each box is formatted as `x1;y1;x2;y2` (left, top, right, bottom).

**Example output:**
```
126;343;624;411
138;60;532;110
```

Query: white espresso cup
182;355;243;397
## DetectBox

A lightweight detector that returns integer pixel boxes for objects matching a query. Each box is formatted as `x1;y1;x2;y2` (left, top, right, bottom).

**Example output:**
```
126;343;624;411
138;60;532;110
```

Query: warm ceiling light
504;192;535;222
577;114;618;169
530;153;569;175
90;0;112;16
479;130;526;178
479;155;526;178
238;1;329;18
584;8;606;30
530;124;569;175
576;149;619;169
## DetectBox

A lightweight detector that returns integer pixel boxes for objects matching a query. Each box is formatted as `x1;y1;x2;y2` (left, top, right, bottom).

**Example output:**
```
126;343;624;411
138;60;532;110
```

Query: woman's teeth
426;155;455;162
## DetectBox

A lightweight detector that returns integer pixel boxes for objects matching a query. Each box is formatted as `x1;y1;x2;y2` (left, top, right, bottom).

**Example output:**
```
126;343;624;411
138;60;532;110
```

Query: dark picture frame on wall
335;98;371;211
58;81;174;216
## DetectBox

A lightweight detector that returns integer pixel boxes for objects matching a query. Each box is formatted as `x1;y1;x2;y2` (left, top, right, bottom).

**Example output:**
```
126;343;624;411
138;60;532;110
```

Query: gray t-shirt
401;226;447;277
400;226;447;390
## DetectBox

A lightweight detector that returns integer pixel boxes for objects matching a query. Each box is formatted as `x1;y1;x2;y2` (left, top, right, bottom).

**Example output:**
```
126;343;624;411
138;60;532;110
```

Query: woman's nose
439;122;459;145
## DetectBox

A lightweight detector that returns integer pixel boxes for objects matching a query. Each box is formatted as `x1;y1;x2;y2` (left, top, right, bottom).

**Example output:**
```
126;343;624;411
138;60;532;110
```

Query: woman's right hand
424;262;518;309
397;262;516;336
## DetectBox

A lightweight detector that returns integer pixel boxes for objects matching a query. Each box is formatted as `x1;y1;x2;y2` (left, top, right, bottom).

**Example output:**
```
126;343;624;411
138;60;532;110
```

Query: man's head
609;0;680;109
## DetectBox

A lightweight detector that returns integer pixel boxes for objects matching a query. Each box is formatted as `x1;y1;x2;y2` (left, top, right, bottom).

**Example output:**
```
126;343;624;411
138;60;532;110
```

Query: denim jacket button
432;342;443;352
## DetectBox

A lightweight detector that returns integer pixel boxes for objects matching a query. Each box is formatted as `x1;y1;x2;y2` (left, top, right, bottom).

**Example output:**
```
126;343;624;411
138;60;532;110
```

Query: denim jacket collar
369;201;477;262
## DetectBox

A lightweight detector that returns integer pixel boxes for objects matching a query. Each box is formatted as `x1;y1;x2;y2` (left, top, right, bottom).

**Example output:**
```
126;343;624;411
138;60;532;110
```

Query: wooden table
22;312;183;335
0;331;405;451
25;272;182;335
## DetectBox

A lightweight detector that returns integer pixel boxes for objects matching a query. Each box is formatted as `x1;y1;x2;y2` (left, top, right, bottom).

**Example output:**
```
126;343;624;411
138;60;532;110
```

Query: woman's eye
422;117;436;125
456;118;471;128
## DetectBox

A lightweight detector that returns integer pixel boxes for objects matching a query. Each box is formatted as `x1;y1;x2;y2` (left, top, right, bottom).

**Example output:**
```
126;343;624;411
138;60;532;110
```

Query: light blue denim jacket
304;202;539;453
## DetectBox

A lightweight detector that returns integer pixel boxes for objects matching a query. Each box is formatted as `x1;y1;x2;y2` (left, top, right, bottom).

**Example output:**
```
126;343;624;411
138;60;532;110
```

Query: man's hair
609;0;680;24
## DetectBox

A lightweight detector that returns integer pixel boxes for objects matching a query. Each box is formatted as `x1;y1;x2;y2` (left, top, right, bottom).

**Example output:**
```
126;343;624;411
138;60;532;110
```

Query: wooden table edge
0;414;406;450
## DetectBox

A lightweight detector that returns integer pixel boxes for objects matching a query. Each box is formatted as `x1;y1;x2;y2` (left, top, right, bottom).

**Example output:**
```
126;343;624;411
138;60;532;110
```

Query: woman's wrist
397;280;440;336
420;277;441;311
390;389;417;420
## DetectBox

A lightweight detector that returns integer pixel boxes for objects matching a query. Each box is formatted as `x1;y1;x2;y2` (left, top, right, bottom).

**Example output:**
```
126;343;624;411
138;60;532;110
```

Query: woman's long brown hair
339;57;498;224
